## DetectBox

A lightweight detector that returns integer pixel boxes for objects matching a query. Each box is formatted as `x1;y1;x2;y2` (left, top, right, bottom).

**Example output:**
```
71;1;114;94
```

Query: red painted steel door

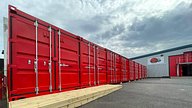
96;47;107;85
129;60;134;80
58;31;80;90
80;40;96;87
107;51;115;83
115;54;121;83
139;64;142;79
121;57;127;82
134;62;138;80
141;65;144;79
126;59;130;81
9;11;56;98
138;64;140;79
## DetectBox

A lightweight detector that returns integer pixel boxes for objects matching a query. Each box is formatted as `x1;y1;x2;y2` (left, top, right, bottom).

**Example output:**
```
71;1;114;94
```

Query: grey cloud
127;3;192;43
88;1;192;57
2;0;192;58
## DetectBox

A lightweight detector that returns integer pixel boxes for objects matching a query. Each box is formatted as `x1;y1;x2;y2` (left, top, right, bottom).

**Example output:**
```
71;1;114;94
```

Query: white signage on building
148;57;164;65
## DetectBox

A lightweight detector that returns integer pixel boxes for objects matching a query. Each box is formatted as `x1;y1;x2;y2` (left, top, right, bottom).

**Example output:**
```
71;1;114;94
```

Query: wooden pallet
9;84;122;108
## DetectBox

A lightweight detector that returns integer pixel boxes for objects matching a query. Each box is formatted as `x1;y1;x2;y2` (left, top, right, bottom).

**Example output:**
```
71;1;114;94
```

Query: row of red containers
7;5;147;101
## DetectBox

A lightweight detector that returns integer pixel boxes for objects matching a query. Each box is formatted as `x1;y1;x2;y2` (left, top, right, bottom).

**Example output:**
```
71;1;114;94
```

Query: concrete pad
81;78;192;108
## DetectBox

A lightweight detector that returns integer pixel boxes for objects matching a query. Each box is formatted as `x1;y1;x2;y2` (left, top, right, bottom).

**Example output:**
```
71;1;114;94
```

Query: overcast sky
1;0;192;58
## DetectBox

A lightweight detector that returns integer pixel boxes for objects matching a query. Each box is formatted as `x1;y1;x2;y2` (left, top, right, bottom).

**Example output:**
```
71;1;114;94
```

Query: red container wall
121;57;127;82
59;32;80;89
134;62;138;80
129;60;134;80
107;51;116;83
141;65;144;79
115;54;122;83
138;64;140;79
139;64;142;79
126;59;130;81
96;47;107;85
80;40;96;87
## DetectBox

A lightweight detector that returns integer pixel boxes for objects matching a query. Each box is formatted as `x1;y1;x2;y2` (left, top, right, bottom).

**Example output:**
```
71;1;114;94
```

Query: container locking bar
88;43;91;86
110;52;113;83
94;45;96;85
124;58;126;81
34;20;39;95
48;26;52;92
58;30;62;91
97;47;100;84
114;54;117;83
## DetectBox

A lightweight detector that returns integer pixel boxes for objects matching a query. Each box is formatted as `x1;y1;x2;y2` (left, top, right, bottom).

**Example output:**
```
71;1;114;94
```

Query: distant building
131;44;192;77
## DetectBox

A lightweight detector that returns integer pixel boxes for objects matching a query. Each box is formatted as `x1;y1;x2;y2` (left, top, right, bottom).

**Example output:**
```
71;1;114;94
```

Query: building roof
130;44;192;60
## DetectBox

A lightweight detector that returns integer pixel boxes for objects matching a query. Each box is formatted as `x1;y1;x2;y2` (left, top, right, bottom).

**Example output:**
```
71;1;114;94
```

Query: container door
58;31;80;90
107;51;111;83
80;41;95;87
96;47;107;85
121;58;127;82
9;15;55;97
139;64;141;79
137;63;139;79
126;59;130;81
107;51;114;83
129;61;133;80
115;55;121;83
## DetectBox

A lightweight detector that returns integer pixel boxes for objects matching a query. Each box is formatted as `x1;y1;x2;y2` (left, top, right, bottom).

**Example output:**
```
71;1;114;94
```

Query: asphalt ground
80;78;192;108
